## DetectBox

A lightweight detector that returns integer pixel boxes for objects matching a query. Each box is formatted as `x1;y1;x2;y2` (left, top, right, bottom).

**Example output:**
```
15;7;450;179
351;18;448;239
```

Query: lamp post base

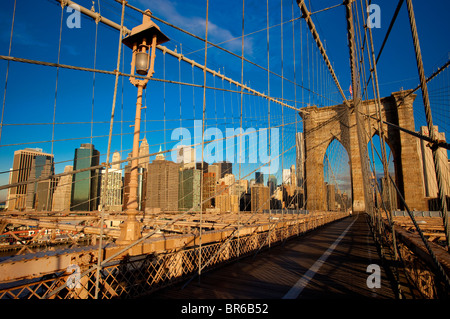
116;217;142;247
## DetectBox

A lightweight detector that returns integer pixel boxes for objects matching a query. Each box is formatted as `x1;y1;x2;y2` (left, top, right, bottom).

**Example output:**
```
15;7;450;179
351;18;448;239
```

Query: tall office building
255;171;264;185
210;161;233;179
202;172;216;210
7;148;54;211
216;193;239;213
99;168;123;211
282;168;291;184
100;150;123;211
290;164;297;188
251;185;270;212
112;151;121;170
52;165;73;211
195;161;209;174
296;132;305;187
138;137;150;167
267;175;277;196
233;179;248;200
26;154;55;211
219;173;235;187
71;143;100;211
218;161;233;178
176;145;196;170
146;156;180;212
208;164;220;185
179;168;201;211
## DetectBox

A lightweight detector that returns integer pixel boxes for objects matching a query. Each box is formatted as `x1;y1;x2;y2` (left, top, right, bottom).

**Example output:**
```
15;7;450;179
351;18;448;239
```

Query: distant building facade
296;132;305;188
202;172;216;210
255;171;264;185
99;168;123;211
71;143;100;211
251;185;270;212
7;148;54;211
146;155;180;212
179;168;201;211
52;165;73;211
25;154;55;211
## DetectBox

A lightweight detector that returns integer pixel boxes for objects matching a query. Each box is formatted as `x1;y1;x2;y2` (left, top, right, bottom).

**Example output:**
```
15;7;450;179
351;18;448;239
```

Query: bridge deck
148;214;396;299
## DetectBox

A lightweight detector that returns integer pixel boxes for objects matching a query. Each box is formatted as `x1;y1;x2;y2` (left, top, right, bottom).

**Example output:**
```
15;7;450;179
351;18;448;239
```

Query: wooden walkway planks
146;214;396;299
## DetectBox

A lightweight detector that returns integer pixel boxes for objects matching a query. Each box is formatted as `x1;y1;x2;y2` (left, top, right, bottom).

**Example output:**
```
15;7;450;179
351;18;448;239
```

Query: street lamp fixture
122;10;169;80
117;10;169;247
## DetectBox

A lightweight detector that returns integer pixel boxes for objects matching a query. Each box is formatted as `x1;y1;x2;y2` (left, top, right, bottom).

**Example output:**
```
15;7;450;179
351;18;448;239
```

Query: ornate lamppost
117;10;169;245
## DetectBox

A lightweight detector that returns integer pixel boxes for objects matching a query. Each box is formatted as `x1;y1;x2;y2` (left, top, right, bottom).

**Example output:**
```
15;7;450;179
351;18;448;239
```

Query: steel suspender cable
199;0;210;278
0;0;16;145
94;0;126;299
51;4;64;155
405;0;450;249
90;21;99;146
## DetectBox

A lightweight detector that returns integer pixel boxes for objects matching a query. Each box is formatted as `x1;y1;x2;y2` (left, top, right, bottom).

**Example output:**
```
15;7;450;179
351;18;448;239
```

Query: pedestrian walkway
148;214;396;299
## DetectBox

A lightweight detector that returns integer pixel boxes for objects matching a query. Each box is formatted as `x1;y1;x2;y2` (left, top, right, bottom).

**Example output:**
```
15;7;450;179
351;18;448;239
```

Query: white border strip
282;217;357;299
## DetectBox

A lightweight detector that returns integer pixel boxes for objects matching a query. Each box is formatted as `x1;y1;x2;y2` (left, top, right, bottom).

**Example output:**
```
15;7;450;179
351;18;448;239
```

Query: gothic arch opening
322;138;352;212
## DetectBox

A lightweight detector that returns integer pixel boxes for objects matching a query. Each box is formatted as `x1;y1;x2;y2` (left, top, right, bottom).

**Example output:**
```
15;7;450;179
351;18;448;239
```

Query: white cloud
136;0;253;55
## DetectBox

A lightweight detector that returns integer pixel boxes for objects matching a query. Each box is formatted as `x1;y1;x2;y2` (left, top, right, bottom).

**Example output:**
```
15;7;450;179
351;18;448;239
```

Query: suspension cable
0;0;16;144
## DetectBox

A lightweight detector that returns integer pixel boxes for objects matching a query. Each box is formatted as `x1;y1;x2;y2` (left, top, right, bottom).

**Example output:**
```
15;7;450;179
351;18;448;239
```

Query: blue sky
0;0;449;201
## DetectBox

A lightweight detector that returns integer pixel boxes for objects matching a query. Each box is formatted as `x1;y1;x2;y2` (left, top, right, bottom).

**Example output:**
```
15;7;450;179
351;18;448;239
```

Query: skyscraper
52;165;73;211
146;155;180;212
217;161;232;178
26;154;55;211
202;172;216;210
255;171;264;184
179;168;201;211
138;137;149;167
296;132;305;187
99;151;123;211
209;161;233;180
71;143;100;211
176;145;196;169
233;179;248;200
99;168;123;211
208;164;220;185
290;164;297;187
7;148;54;211
251;184;270;212
282;168;291;184
267;174;277;196
216;193;239;213
111;150;121;170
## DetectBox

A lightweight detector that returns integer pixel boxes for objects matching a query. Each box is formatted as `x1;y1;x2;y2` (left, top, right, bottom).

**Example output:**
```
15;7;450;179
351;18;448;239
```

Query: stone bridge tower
300;90;427;212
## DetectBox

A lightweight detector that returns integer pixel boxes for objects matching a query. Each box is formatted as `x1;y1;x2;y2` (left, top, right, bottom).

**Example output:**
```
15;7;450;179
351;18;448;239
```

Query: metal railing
0;212;348;299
